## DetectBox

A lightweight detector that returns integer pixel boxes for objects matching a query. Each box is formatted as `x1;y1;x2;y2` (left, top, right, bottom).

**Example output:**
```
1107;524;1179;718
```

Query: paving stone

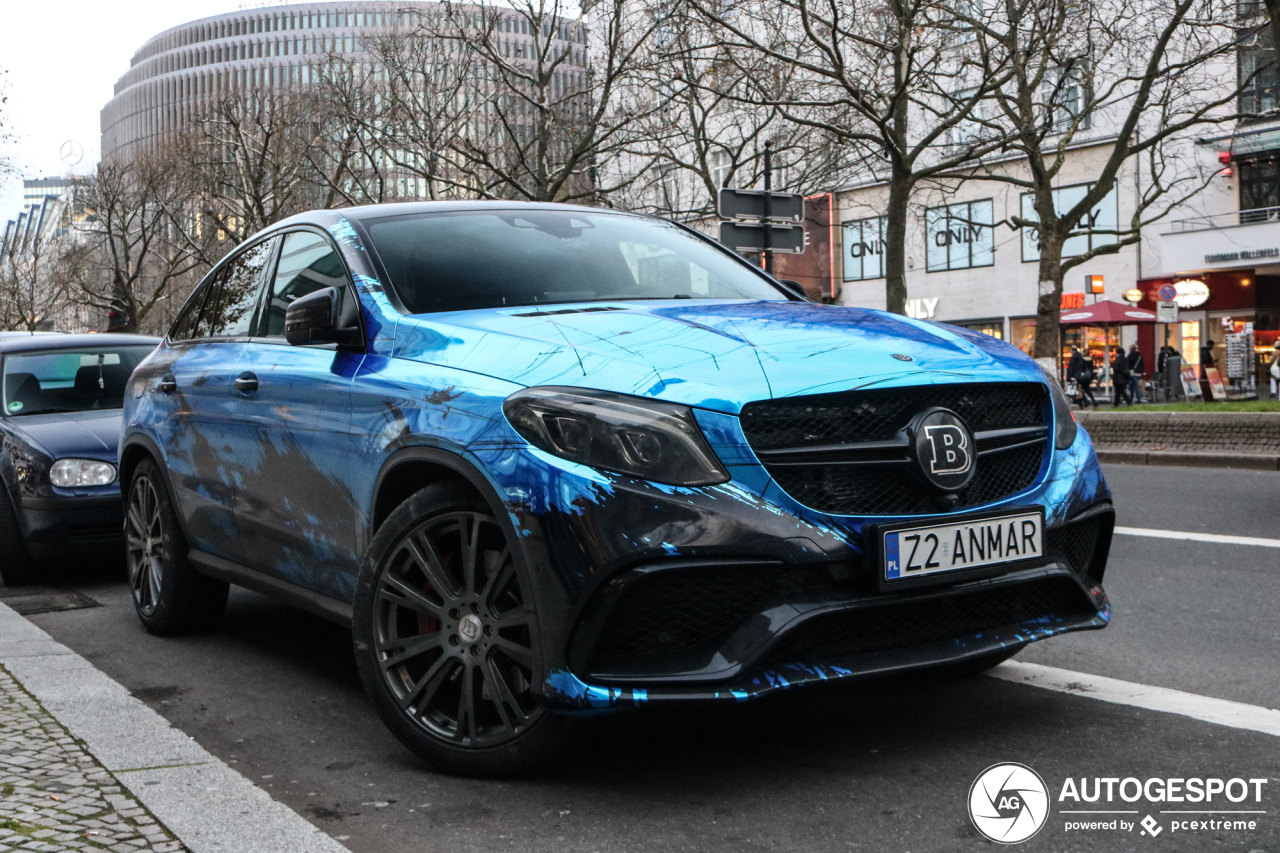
0;668;187;853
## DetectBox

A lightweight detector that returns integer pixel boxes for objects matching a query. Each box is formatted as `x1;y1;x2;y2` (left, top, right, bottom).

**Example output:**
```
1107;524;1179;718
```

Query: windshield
363;209;788;314
2;345;156;417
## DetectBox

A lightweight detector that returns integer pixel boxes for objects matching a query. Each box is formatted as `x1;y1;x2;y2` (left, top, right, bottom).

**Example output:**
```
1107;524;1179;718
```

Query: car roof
0;332;162;355
274;200;648;231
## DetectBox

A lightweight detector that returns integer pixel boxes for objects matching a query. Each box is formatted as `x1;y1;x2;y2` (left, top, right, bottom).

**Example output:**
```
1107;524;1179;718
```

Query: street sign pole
762;140;773;274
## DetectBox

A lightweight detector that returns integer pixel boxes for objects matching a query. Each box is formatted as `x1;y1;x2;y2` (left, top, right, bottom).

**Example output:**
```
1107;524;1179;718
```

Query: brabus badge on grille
909;407;975;492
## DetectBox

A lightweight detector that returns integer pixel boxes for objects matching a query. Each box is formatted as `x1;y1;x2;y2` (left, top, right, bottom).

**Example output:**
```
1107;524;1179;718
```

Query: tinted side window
264;231;352;336
170;275;216;342
199;239;276;339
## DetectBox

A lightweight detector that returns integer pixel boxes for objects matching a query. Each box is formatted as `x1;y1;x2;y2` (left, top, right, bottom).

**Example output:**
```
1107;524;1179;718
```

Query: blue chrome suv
121;202;1114;775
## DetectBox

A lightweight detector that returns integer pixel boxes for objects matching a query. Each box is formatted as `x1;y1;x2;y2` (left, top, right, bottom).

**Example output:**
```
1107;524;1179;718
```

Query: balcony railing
1169;205;1280;232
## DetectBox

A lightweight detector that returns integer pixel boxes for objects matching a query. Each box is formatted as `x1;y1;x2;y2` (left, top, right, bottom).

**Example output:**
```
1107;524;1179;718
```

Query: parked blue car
121;202;1114;775
1;332;161;584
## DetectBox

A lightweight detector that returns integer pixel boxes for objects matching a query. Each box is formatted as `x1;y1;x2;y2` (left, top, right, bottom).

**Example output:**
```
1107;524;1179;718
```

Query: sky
0;0;245;224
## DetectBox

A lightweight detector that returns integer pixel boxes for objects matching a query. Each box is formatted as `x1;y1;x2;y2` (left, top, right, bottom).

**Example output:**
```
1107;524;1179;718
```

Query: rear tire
125;458;228;634
0;487;38;586
352;481;574;777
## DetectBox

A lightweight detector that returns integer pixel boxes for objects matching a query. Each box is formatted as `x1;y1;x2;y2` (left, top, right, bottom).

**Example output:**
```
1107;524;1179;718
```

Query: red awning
1058;300;1157;326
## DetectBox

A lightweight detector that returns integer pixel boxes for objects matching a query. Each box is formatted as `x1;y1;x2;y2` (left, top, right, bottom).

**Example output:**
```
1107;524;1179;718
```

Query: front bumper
479;416;1115;712
19;493;123;562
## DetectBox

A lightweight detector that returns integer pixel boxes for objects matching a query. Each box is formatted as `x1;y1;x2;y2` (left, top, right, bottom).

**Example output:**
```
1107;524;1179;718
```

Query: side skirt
187;549;353;628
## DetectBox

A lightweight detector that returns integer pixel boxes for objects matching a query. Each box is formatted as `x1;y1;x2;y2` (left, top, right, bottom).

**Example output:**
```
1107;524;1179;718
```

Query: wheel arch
118;432;194;542
370;446;507;540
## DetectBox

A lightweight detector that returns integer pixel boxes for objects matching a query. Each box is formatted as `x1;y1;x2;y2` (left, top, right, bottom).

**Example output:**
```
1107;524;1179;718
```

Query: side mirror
778;279;807;299
284;287;360;347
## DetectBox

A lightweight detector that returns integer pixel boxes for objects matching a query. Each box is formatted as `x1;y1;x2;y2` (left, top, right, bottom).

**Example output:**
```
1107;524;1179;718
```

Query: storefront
1134;271;1280;392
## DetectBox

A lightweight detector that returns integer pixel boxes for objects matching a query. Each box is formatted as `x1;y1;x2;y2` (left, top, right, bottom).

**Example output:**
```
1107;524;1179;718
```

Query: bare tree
625;7;856;220
414;0;665;203
339;23;489;201
0;66;15;180
687;0;1014;314
962;0;1248;367
178;87;325;247
0;224;70;332
70;154;208;333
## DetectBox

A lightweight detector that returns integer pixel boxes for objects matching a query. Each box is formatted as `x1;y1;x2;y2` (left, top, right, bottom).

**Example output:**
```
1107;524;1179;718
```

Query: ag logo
909;407;975;492
969;763;1050;844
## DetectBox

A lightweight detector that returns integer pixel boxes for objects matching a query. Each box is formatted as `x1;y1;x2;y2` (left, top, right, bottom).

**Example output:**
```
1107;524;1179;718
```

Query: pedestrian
1067;346;1086;406
1270;343;1280;399
1111;346;1133;406
1127;343;1145;404
1073;349;1098;408
1201;339;1216;375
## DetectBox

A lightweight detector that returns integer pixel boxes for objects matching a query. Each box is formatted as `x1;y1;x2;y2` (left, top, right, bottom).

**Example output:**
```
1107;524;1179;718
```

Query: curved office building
101;2;587;162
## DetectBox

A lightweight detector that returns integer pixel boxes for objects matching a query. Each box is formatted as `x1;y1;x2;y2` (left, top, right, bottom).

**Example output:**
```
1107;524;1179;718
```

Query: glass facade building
101;2;587;163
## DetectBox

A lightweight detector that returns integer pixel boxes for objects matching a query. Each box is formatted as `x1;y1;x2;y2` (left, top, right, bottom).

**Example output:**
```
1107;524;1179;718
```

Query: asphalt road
11;463;1280;852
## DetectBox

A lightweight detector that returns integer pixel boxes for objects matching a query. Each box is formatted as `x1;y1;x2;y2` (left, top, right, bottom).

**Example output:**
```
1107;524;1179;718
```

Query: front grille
741;383;1048;515
770;441;1044;516
741;383;1045;450
761;576;1095;666
593;564;833;659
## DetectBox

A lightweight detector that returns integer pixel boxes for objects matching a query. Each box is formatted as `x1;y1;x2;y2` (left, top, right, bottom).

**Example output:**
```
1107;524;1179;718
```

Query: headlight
1042;376;1078;450
503;387;730;486
50;459;117;488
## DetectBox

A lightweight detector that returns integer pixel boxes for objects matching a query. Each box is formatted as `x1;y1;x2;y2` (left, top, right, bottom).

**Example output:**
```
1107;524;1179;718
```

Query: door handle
234;372;259;394
157;375;177;394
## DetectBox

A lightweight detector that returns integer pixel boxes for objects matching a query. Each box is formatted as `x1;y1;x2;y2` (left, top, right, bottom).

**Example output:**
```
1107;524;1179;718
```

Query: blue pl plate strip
884;531;901;580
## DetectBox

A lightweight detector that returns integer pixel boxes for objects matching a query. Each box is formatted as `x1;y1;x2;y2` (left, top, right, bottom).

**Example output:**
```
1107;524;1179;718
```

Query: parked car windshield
363;209;788;313
2;345;156;417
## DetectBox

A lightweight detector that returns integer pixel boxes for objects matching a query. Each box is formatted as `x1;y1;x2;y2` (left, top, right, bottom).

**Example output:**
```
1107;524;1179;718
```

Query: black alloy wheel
354;482;573;776
126;472;164;616
125;458;228;634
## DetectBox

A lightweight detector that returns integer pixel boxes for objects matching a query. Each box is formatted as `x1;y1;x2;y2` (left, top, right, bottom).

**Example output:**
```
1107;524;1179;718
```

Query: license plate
883;510;1044;585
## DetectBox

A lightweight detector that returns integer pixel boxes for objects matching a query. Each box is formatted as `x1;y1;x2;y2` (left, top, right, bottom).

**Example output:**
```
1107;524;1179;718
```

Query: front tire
0;487;38;586
352;482;573;777
125;458;228;634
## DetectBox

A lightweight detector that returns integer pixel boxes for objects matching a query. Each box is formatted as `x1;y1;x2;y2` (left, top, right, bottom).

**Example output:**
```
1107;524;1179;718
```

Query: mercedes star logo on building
968;763;1050;844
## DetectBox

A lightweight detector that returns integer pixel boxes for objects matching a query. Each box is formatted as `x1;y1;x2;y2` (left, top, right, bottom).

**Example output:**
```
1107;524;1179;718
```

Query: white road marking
1114;526;1280;548
988;662;1280;739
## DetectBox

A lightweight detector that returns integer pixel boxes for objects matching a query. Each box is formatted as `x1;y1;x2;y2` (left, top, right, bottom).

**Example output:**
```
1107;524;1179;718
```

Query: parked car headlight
1045;377;1078;450
50;459;117;488
504;387;730;486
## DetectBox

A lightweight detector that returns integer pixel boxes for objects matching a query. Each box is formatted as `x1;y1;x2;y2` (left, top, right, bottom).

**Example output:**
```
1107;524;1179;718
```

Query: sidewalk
0;602;350;853
0;665;184;853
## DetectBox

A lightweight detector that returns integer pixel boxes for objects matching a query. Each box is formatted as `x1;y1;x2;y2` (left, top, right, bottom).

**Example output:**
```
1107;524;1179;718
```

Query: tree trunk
1032;231;1065;376
883;170;911;315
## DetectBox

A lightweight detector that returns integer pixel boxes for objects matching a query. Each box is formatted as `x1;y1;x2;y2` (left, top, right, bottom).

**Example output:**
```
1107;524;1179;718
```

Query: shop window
1239;155;1280;212
1010;317;1036;356
1180;320;1201;366
955;320;1003;340
1240;28;1276;114
925;199;994;271
842;216;887;281
1021;183;1118;262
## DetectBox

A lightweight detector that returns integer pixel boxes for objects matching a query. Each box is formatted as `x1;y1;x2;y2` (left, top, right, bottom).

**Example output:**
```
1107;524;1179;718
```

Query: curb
0;601;351;853
1095;449;1280;470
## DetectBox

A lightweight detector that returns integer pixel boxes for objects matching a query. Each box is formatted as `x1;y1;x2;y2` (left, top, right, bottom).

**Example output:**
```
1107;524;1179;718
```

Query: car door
233;228;366;600
148;239;276;563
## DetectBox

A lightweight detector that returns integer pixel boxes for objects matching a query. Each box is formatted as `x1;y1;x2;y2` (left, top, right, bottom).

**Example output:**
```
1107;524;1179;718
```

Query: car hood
3;409;122;462
389;300;1044;413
